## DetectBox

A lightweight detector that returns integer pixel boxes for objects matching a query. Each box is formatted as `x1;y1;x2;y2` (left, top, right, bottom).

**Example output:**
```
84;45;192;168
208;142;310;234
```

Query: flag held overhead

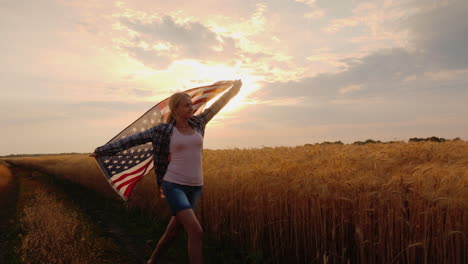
93;80;234;201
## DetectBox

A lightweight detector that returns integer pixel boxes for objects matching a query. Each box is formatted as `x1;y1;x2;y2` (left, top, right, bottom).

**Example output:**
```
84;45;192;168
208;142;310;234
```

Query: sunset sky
1;0;467;155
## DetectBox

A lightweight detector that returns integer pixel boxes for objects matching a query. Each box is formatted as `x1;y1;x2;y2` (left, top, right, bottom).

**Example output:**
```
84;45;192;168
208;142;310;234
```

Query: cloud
262;48;427;101
304;9;326;19
339;84;364;95
407;0;468;69
118;15;242;69
321;0;410;40
111;2;325;79
124;45;174;69
264;0;468;100
243;76;468;134
247;0;468;134
294;0;326;19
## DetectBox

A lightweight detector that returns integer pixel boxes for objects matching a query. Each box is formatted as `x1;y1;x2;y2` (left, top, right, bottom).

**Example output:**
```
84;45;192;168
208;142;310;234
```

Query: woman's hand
232;79;242;94
89;152;97;158
159;187;166;199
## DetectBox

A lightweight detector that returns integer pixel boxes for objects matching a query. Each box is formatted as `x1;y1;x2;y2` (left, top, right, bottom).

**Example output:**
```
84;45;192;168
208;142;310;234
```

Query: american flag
94;80;234;200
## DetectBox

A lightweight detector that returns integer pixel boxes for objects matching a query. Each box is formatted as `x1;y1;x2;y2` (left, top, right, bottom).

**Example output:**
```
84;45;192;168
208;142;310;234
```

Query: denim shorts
162;180;203;216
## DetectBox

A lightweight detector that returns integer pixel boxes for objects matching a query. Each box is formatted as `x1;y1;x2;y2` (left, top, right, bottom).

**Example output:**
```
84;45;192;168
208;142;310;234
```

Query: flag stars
97;85;224;196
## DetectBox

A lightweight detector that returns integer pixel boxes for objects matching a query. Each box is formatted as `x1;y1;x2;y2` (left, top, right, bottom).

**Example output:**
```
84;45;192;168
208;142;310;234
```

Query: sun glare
217;74;262;113
180;62;263;115
164;59;263;113
126;59;263;120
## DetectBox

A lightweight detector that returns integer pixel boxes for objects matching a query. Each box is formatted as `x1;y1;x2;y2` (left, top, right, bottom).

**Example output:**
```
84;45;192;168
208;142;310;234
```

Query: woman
92;80;242;264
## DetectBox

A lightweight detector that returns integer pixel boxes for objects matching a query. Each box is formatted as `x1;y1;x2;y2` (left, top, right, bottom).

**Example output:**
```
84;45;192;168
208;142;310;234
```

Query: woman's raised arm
196;79;242;124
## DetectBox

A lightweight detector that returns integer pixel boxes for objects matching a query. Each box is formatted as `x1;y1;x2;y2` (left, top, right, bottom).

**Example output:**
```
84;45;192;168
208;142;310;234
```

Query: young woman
92;80;242;264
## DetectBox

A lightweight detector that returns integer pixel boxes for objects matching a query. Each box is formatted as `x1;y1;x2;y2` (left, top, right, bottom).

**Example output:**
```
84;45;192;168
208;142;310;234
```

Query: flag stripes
94;81;233;200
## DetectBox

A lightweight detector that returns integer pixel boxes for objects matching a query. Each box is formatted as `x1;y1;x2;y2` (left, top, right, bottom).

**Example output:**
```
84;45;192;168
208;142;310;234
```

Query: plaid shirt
94;87;238;186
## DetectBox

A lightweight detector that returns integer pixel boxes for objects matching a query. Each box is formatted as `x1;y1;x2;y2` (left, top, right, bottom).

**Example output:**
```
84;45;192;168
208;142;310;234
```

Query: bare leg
147;216;182;264
175;209;203;264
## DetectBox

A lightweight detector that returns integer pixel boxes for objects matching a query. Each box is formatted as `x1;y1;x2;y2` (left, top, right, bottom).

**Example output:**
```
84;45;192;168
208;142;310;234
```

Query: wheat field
5;140;467;263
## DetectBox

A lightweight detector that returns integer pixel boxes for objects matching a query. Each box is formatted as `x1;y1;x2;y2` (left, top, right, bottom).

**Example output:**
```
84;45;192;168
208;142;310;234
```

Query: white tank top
163;126;203;186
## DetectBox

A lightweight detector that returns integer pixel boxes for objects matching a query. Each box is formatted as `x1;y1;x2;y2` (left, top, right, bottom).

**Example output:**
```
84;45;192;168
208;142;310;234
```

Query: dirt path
39;170;189;264
0;165;20;263
2;163;187;263
0;165;145;263
2;162;256;264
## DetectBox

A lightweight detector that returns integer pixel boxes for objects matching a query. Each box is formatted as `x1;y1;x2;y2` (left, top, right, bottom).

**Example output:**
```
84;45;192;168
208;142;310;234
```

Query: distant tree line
303;136;462;146
407;136;460;143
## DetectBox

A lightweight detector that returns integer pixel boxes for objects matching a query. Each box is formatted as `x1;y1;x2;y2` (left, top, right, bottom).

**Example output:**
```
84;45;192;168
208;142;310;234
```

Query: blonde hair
166;92;191;123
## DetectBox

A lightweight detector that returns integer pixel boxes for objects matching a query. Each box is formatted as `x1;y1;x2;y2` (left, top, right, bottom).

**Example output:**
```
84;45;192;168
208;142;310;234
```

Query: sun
162;59;263;114
217;74;262;113
136;59;264;118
